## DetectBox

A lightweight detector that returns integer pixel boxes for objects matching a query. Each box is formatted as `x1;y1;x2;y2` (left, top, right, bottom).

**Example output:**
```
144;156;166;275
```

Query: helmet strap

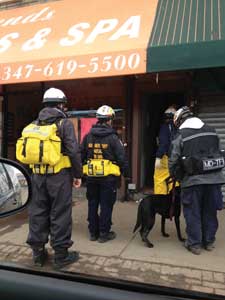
56;103;67;112
97;118;112;125
108;119;113;126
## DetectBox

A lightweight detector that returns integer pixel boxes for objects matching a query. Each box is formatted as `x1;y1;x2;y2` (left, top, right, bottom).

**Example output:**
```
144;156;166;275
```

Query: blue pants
181;184;223;247
86;180;117;235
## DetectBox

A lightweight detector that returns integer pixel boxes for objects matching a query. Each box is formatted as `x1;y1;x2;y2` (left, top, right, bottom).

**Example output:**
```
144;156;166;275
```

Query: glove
155;158;161;169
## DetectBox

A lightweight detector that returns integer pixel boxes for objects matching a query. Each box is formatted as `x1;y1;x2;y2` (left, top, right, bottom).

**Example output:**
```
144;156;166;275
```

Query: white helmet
173;106;193;128
43;88;67;103
96;105;115;119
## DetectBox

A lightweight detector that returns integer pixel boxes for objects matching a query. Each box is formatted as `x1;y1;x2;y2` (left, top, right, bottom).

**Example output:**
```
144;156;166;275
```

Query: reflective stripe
182;132;217;142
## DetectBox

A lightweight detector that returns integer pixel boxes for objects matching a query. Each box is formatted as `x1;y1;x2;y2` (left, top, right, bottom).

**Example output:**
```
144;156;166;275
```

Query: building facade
1;0;225;198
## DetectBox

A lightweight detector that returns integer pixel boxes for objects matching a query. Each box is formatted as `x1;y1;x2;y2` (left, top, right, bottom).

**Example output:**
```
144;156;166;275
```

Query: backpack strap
55;118;64;137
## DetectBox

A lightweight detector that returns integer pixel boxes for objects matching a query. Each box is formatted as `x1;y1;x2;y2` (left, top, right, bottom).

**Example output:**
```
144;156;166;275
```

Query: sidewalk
0;197;224;296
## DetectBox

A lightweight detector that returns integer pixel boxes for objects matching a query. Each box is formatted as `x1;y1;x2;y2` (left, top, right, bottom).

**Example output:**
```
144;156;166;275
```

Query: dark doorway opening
139;93;186;192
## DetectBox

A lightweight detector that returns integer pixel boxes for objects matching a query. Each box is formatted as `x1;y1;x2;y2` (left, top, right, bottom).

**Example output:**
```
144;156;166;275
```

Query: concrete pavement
0;194;224;296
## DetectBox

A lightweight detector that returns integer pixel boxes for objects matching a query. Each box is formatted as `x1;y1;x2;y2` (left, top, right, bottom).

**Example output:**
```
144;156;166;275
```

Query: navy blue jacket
81;122;129;179
156;122;176;158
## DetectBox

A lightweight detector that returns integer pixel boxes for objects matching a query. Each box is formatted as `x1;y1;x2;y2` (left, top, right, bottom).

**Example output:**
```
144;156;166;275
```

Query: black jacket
169;117;225;188
81;122;129;179
37;107;82;178
156;122;176;158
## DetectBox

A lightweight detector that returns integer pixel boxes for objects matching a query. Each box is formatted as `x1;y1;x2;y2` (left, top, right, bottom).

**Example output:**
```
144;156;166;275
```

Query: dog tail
133;200;142;233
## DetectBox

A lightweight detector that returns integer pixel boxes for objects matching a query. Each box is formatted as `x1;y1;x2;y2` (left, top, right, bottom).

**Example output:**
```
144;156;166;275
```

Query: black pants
181;184;223;248
27;169;73;251
86;179;117;235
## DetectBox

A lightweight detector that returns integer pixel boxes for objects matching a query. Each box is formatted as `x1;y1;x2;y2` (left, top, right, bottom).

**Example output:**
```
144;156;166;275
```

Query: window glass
0;163;10;194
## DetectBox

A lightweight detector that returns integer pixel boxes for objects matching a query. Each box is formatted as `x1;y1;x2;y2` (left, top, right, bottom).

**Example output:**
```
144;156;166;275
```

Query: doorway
139;93;185;192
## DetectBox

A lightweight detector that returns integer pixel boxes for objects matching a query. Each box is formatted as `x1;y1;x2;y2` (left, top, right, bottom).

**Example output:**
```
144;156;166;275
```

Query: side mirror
0;158;31;218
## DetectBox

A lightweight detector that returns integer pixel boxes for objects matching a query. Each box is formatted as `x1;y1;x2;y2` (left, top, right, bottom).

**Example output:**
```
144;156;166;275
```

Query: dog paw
162;233;170;237
179;237;186;242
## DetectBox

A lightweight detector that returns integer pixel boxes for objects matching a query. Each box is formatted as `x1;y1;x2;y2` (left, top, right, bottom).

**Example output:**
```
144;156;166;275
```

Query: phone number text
1;53;141;81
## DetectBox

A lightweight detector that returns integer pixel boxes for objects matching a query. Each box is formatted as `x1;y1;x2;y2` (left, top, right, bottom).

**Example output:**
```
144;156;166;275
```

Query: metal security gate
197;94;225;201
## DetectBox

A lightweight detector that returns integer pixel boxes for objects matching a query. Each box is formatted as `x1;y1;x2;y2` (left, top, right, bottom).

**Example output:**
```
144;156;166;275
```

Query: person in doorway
26;87;82;268
169;106;225;255
154;106;177;194
81;105;129;243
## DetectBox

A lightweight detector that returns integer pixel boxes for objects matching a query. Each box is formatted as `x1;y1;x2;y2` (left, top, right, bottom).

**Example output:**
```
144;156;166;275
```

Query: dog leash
165;176;176;221
169;180;176;221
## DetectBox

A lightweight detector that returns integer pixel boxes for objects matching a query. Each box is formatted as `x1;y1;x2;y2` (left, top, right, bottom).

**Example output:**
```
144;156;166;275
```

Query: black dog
133;189;185;248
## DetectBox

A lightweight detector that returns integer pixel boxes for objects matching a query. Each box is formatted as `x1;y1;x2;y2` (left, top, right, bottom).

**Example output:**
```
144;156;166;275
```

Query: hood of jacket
38;107;67;123
179;117;204;129
90;123;116;137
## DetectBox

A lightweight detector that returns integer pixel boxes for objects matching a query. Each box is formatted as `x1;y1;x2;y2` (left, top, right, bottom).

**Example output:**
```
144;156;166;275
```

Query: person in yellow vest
26;88;82;269
81;105;129;243
154;106;177;194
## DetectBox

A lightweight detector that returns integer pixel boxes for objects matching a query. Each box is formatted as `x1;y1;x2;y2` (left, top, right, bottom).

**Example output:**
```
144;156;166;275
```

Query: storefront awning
0;0;158;84
1;0;225;85
148;0;225;72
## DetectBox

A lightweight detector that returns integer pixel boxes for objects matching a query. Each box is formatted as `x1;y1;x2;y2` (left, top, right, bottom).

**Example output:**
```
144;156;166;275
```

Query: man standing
154;106;177;194
169;106;224;255
26;88;82;268
81;105;129;243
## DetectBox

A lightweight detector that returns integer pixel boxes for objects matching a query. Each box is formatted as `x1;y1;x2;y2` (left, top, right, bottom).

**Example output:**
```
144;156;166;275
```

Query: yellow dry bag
16;122;62;166
83;159;120;177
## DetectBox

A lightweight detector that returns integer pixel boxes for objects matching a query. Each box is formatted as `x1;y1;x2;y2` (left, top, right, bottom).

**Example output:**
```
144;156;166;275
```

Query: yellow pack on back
16;122;61;166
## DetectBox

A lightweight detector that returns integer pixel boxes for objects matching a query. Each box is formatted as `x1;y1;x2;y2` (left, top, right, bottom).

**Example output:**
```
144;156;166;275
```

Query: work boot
204;242;215;251
54;249;79;269
184;241;201;255
32;247;48;267
98;231;116;243
89;233;99;241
